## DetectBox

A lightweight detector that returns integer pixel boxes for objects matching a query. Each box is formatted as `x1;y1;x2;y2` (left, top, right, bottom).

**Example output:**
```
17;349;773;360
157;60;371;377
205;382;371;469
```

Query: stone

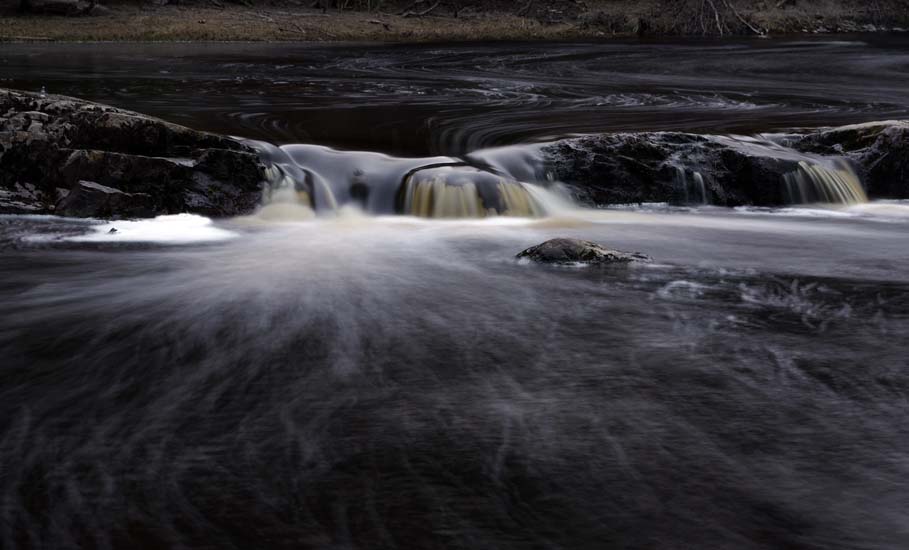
0;87;268;217
539;121;909;206
517;238;651;265
55;180;154;219
541;132;806;207
784;121;909;198
0;182;48;214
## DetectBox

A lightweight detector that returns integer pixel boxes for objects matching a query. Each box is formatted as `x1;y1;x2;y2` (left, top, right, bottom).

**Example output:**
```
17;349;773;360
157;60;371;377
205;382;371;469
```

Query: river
2;37;909;549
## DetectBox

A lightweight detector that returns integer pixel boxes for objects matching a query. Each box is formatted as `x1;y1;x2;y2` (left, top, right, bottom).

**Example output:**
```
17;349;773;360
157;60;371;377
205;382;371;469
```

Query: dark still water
4;36;909;155
3;38;909;550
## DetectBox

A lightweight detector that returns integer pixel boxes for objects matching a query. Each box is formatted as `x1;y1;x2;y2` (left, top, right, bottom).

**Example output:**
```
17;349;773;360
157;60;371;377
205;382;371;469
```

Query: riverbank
2;0;908;42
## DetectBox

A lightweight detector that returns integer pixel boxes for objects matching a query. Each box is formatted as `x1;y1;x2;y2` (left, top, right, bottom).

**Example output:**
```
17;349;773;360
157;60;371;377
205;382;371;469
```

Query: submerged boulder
517;238;651;265
0;88;267;217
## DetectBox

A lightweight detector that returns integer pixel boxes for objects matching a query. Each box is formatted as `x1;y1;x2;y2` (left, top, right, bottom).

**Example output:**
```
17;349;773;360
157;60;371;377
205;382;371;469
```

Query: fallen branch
517;0;535;17
251;11;276;22
367;19;391;30
705;0;724;36
397;0;423;14
722;0;766;35
403;0;439;18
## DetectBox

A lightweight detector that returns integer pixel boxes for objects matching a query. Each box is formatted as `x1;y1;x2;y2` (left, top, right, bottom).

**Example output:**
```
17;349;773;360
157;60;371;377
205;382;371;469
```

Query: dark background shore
2;0;908;42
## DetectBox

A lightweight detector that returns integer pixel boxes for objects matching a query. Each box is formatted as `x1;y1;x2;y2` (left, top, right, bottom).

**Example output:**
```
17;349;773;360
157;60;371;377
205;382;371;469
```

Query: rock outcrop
0;88;267;218
3;86;907;218
55;180;154;218
784;120;909;199
539;122;908;207
517;238;651;265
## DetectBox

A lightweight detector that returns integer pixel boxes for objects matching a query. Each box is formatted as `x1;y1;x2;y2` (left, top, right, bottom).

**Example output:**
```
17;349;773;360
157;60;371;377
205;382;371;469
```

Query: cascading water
783;159;868;205
674;167;709;205
7;40;909;550
248;141;560;219
698;134;871;207
248;132;873;220
400;166;545;218
254;164;317;221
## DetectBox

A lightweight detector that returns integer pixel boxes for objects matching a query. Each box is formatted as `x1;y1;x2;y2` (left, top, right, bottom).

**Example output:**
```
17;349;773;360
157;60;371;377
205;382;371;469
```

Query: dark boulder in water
539;131;812;207
55;180;154;219
539;123;904;207
0;88;267;217
784;121;909;199
517;238;651;265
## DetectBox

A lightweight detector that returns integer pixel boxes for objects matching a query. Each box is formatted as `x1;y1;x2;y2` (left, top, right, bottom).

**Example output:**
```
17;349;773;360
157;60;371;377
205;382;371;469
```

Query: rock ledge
0;87;267;218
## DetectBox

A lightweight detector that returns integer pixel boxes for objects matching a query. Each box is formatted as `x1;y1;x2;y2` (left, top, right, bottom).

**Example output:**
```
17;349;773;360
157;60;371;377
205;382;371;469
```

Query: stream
2;36;909;550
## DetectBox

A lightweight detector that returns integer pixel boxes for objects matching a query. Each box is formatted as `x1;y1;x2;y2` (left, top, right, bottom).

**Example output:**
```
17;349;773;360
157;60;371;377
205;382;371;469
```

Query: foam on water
66;214;238;243
734;200;909;223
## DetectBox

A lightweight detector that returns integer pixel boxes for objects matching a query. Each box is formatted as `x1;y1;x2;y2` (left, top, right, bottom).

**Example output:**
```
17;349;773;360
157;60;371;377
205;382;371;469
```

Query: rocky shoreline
1;88;907;218
0;88;267;217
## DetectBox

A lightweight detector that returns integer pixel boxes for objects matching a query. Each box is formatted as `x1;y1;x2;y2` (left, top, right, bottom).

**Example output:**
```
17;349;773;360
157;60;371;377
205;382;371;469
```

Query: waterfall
783;160;868;205
254;164;317;221
399;167;545;218
674;167;709;205
248;137;872;219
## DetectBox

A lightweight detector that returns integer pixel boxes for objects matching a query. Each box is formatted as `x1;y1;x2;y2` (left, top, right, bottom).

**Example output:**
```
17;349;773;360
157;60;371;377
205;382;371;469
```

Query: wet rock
785;121;909;198
55;180;154;219
0;87;267;217
0;182;48;214
540;121;909;206
517;238;651;265
540;132;807;207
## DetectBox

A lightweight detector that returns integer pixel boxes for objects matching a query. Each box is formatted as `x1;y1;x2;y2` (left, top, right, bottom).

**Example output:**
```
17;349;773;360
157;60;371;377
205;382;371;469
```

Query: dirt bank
1;0;908;42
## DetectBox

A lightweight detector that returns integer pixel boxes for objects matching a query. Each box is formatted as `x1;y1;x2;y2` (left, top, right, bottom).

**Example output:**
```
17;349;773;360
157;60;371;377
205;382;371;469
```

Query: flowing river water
3;37;909;549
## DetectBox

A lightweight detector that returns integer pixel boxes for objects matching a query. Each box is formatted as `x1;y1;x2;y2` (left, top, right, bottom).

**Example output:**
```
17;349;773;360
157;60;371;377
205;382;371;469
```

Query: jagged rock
784;121;909;198
55;180;154;219
0;88;266;217
0;182;48;214
517;238;651;265
541;132;816;207
539;122;909;206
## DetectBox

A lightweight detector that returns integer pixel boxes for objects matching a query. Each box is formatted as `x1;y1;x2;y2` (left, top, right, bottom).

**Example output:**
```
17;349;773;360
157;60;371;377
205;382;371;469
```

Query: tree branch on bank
402;0;438;17
516;0;534;17
723;0;766;35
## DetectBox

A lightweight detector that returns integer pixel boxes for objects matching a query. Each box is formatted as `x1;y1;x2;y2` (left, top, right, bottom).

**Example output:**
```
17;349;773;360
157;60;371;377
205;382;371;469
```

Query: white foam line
66;214;238;244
